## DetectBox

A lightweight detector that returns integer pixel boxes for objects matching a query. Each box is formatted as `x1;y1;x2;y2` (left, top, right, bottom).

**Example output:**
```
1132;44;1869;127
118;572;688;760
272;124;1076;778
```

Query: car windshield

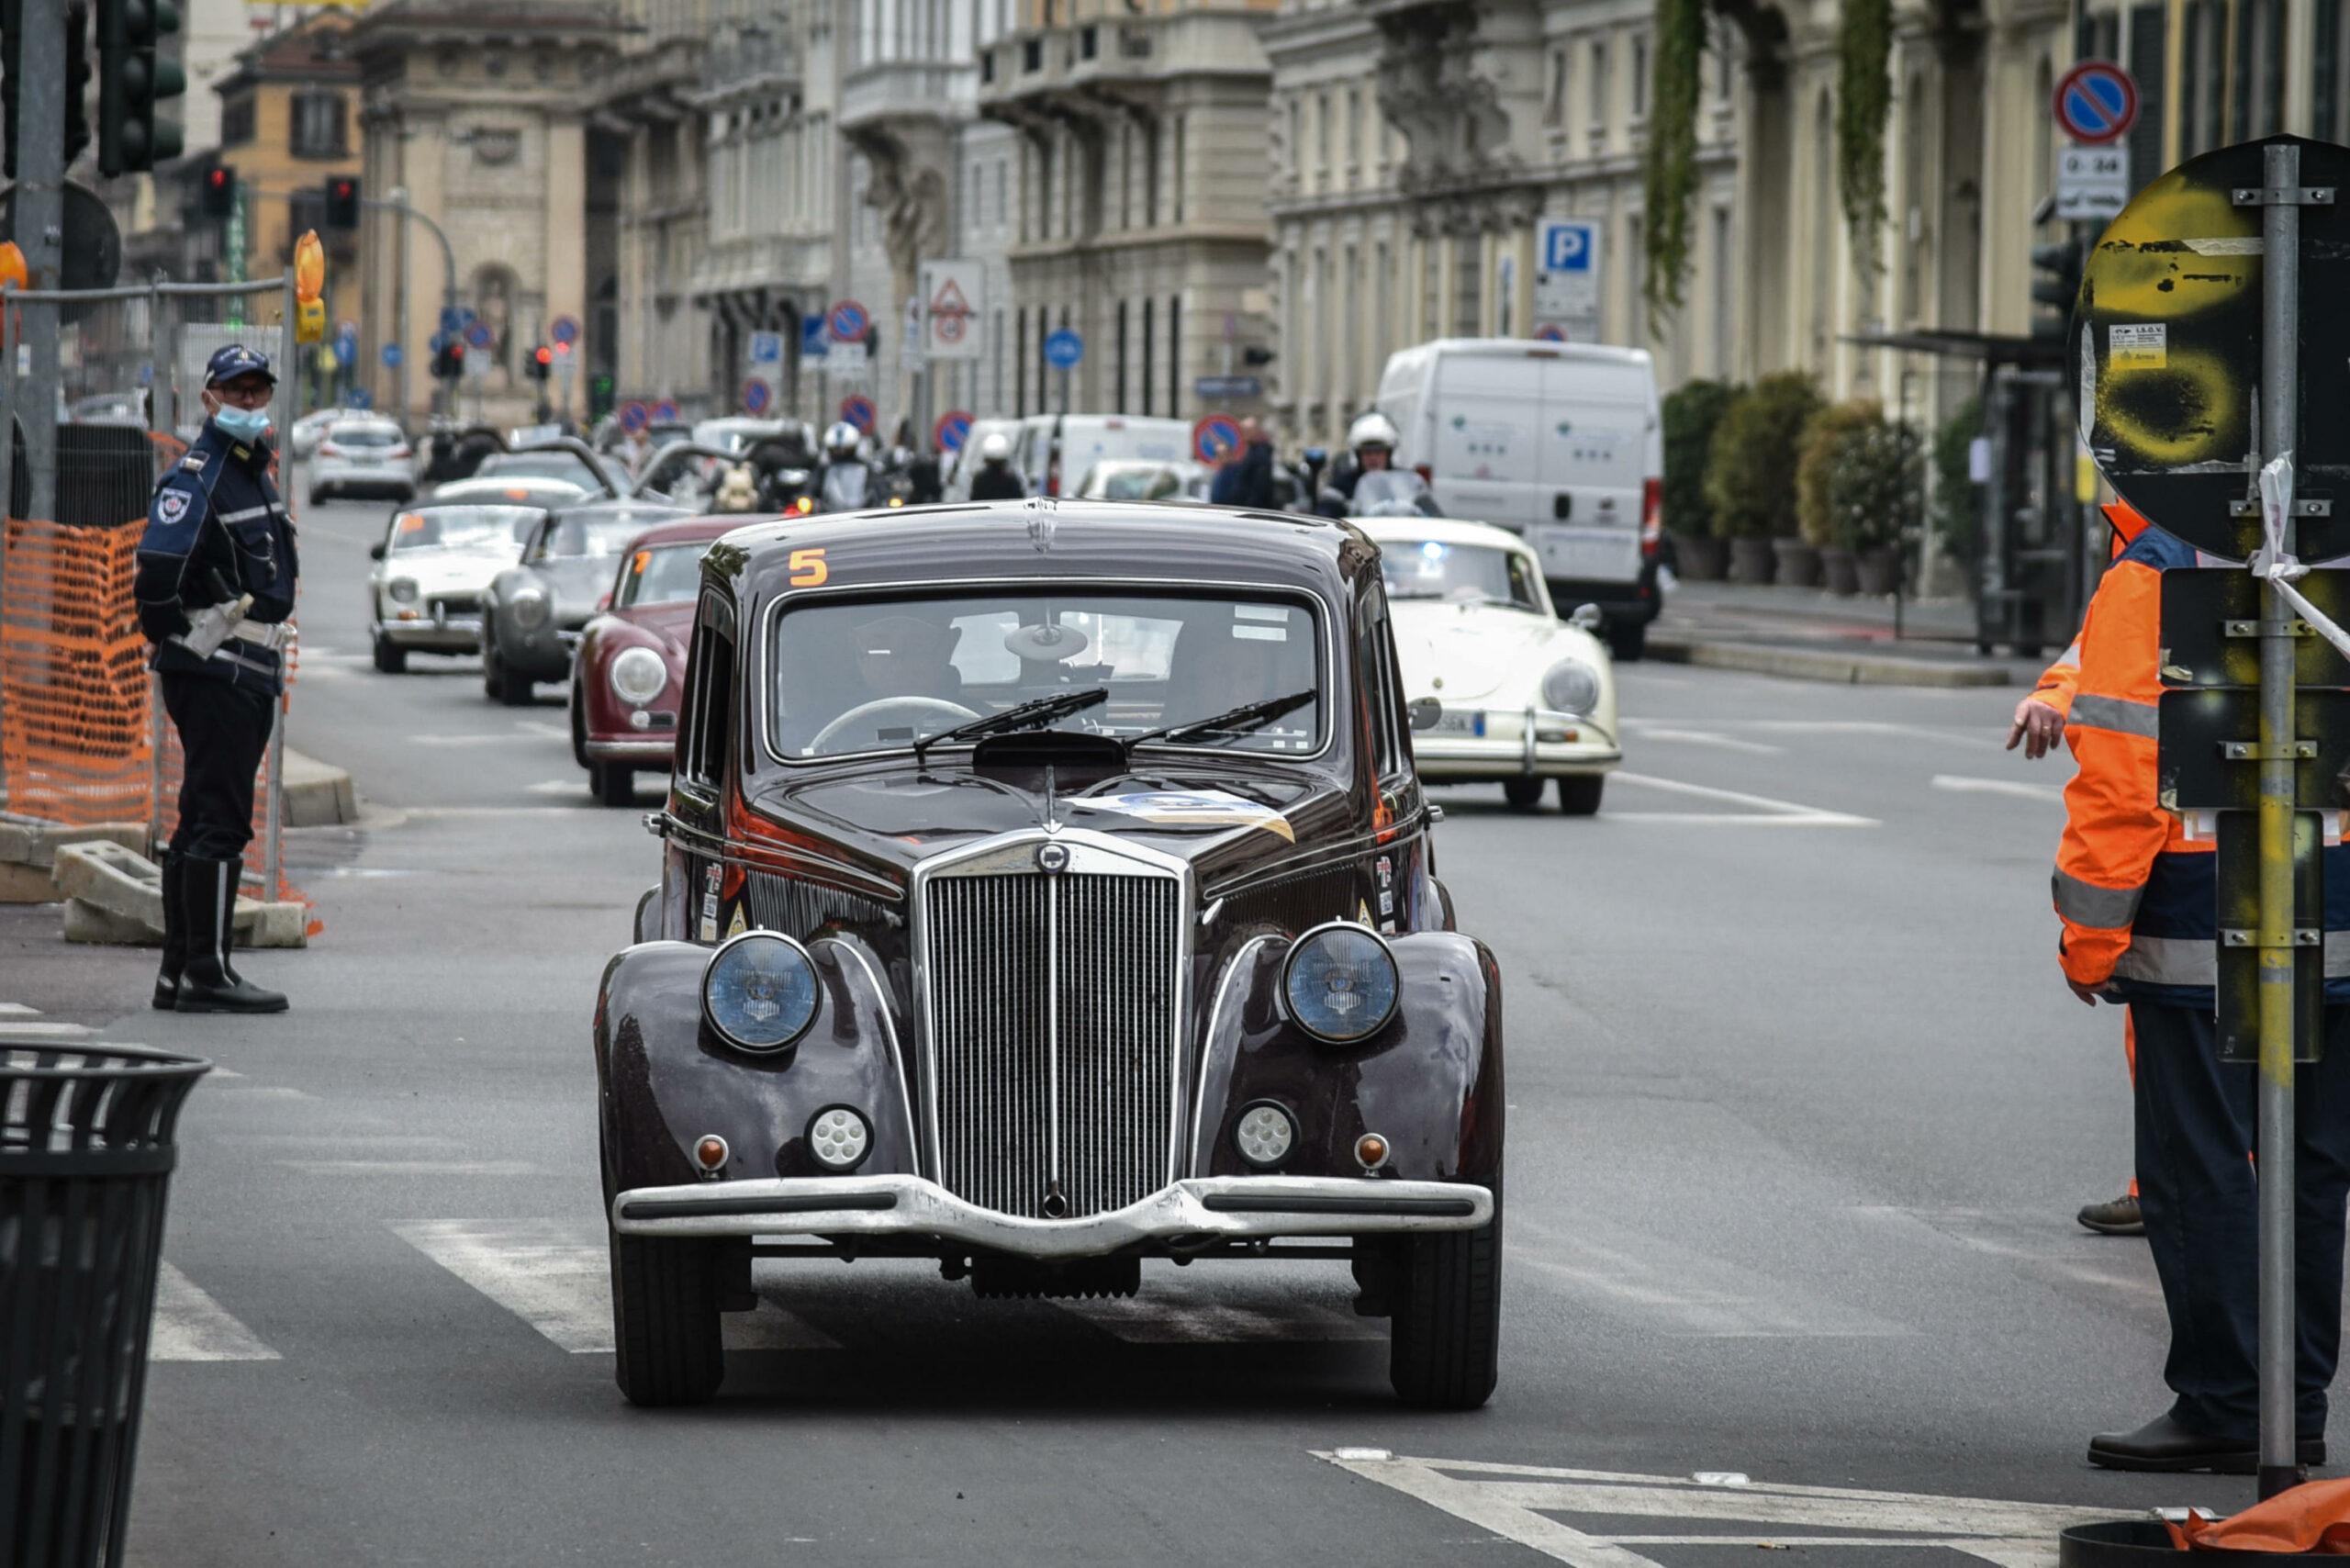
1091;465;1184;501
330;424;401;448
616;542;714;606
1352;469;1438;517
1381;538;1546;611
536;515;659;560
769;589;1323;760
389;505;543;553
483;451;603;489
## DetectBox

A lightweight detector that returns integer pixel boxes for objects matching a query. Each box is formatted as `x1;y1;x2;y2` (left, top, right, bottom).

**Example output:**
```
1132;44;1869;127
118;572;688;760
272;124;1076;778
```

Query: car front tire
592;763;634;808
610;1230;724;1408
1387;1192;1502;1411
371;634;407;674
1557;776;1605;816
1606;622;1647;661
1502;777;1546;811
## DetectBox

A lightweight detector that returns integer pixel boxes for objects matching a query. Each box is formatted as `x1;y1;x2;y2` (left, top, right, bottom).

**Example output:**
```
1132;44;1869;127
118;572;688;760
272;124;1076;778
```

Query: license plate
1532;528;1638;584
1433;711;1485;736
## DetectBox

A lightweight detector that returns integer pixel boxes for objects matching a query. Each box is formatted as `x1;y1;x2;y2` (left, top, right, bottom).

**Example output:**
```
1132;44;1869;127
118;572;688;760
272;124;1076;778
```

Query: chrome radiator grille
924;869;1181;1220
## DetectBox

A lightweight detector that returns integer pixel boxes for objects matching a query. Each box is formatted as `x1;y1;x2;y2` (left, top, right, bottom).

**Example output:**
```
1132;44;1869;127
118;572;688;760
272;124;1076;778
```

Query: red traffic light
532;344;552;365
206;166;226;188
331;178;352;198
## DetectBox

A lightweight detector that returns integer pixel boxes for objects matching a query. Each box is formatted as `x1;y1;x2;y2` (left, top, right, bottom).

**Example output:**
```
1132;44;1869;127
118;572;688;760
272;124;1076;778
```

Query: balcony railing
839;59;976;129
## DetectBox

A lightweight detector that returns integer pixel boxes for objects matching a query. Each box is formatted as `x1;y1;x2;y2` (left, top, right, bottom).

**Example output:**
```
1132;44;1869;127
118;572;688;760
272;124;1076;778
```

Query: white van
941;417;1025;500
1013;413;1194;498
1376;339;1663;656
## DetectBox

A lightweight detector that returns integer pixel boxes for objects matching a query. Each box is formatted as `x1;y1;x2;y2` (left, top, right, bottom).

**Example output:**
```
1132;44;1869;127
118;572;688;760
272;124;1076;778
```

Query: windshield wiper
911;687;1109;759
1123;688;1317;751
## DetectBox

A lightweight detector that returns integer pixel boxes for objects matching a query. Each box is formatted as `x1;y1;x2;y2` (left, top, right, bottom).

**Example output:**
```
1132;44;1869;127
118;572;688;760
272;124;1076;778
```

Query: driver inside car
850;612;965;705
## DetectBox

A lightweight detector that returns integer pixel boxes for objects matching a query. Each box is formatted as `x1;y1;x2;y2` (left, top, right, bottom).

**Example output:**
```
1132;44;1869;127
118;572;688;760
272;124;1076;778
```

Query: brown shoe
2076;1193;2144;1236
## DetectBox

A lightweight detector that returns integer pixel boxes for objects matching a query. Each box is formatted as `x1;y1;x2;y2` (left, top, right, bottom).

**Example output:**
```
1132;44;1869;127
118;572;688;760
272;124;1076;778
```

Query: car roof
552;498;694;525
430;476;584;501
714;499;1368;602
625;514;758;548
1356;516;1537;554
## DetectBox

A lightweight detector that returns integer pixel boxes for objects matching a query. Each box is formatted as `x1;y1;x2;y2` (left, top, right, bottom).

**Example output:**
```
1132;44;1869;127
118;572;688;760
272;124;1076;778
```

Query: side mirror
1570;603;1604;633
368;542;386;560
1408;695;1444;733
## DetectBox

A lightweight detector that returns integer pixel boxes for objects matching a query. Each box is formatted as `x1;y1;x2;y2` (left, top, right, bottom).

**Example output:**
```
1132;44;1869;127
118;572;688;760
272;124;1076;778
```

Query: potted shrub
1662;379;1736;580
1828;416;1924;596
1928;397;1983;584
1704;372;1820;583
1797;399;1884;595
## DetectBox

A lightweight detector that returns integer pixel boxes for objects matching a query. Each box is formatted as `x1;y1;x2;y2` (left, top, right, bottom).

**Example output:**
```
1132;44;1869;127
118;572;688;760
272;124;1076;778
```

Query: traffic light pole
14;0;64;521
370;191;458;424
2254;137;2303;1502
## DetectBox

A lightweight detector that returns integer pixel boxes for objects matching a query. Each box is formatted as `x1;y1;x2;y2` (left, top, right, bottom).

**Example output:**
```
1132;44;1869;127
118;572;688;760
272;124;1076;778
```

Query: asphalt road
3;487;2250;1564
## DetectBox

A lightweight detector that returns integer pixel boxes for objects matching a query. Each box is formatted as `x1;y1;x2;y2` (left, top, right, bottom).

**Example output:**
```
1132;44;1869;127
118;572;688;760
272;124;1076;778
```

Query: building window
1588;39;1608;147
1315;94;1329;190
1171;115;1185;222
1166;294;1181;415
1141;297;1155;417
1287;96;1301;176
1545;50;1566;129
220;93;255;149
1115;299;1129;411
1343;88;1359;185
1630;35;1648;122
1016;307;1029;417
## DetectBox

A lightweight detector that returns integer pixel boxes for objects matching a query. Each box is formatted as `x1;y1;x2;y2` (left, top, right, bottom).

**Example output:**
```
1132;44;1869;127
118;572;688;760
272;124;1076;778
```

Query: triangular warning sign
930;279;970;317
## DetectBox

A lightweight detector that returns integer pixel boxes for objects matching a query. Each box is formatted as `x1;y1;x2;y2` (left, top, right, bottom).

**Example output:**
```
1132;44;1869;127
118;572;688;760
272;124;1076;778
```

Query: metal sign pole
2254;137;2302;1502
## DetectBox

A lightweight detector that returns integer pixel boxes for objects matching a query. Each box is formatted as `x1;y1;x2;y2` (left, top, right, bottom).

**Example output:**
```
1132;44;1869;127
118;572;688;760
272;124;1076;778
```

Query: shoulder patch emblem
157;489;190;526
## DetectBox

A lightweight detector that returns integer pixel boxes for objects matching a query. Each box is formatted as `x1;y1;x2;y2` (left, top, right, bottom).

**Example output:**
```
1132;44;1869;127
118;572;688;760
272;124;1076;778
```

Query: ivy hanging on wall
1836;0;1894;279
1640;0;1707;330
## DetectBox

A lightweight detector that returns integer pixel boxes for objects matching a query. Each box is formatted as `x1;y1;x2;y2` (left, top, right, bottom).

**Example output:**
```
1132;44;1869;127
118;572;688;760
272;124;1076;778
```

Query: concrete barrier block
282;749;358;828
62;897;158;946
51;841;163;928
0;817;147;872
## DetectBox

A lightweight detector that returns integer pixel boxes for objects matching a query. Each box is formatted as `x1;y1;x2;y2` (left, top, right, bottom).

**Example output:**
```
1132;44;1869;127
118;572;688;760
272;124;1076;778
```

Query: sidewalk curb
1647;632;2012;689
283;747;359;828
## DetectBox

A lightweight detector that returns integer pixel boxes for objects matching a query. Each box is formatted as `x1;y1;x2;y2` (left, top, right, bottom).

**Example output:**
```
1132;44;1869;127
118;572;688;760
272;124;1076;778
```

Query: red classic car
570;516;748;806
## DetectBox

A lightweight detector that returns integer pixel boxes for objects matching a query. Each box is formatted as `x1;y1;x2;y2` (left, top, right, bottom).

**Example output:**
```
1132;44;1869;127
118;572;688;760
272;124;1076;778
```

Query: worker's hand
2066;977;2109;1007
2007;696;2065;760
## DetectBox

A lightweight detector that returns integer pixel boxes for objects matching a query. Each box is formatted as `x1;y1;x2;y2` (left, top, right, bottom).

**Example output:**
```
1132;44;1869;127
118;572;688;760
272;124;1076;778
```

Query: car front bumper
610;1174;1494;1258
583;736;674;766
315;464;414;495
378;612;483;651
1416;705;1620;778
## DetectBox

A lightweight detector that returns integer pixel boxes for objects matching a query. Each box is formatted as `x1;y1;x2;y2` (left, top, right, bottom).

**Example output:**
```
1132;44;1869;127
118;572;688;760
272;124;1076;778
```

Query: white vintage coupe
1361;513;1622;814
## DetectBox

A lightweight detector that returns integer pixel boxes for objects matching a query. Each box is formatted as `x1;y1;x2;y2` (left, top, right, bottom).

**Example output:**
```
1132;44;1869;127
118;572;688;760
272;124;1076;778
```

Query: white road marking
150;1262;280;1362
407;734;524;747
1605;772;1876;827
1508;1217;1908;1338
0;1021;95;1040
281;1159;538;1176
517;720;572;741
391;805;603;819
1619;726;1783;756
0;1002;39;1014
1317;1453;2132;1568
1932;773;2065;802
394;1218;837;1354
1059;1283;1382;1343
206;1084;314;1101
217;1133;456;1148
527;779;586;797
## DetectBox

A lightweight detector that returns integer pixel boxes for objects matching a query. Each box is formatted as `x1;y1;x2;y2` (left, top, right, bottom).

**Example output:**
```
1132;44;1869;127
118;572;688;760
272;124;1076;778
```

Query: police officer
134;344;297;1014
968;431;1026;500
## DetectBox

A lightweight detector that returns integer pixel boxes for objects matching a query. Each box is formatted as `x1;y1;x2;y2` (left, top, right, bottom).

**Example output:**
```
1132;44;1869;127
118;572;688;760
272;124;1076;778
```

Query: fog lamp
1234;1102;1296;1169
807;1106;871;1172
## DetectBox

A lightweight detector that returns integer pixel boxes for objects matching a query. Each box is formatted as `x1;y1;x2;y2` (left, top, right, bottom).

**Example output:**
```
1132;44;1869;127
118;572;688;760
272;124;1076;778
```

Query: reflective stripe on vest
2053;868;2143;928
2068;693;2159;738
2118;931;2350;987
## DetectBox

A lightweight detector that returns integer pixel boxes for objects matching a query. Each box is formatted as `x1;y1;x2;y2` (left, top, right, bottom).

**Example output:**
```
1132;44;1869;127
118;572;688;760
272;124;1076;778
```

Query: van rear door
1523;357;1655;589
1425;353;1545;530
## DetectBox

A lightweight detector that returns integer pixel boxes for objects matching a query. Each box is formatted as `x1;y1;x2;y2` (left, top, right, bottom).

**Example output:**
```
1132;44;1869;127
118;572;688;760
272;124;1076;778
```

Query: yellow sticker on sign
2109;323;2167;371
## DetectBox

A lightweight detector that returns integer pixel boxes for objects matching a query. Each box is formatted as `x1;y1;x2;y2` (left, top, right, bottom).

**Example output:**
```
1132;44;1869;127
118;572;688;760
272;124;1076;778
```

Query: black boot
175;856;286;1014
151;850;185;1010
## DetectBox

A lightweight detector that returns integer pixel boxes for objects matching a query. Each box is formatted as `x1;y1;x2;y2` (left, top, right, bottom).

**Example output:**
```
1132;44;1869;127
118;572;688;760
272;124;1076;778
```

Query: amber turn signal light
693;1135;730;1175
1354;1133;1390;1171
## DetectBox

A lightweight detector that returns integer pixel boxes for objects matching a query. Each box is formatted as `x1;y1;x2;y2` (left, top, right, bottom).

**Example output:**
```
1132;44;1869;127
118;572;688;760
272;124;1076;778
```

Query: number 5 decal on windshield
789;548;828;587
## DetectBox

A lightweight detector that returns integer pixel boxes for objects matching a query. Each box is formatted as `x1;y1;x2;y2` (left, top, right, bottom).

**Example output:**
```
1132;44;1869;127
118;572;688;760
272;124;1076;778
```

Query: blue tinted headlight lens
1281;923;1400;1045
701;932;819;1052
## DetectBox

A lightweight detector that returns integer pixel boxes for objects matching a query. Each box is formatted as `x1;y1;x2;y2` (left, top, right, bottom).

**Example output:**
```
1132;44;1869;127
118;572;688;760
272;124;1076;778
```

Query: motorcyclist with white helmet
816;420;873;512
968;431;1027;501
1317;410;1404;517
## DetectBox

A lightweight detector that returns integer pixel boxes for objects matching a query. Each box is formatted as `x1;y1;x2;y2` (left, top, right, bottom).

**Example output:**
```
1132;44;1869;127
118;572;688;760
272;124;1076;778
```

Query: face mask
212;404;270;442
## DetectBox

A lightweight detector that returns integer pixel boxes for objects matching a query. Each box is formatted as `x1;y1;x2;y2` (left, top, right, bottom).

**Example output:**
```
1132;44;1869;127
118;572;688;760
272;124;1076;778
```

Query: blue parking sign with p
1541;221;1595;274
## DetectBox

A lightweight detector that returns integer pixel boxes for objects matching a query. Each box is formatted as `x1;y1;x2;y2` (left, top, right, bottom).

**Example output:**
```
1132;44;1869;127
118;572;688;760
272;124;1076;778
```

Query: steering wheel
809;696;979;753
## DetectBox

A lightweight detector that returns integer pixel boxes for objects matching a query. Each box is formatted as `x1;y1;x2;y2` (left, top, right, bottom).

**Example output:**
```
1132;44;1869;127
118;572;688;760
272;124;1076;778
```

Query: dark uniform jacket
134;421;297;695
968;462;1026;501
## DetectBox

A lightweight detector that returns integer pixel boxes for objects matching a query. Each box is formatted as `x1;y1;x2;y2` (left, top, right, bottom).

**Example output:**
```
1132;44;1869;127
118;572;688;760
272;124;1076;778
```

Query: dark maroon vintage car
599;500;1505;1410
570;516;750;806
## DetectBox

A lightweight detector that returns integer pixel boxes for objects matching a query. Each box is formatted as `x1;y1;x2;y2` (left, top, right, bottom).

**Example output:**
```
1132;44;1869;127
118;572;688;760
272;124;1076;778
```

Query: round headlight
701;931;820;1053
386;577;419;605
1281;922;1400;1046
1234;1102;1297;1169
609;645;667;706
510;588;551;629
1541;657;1601;716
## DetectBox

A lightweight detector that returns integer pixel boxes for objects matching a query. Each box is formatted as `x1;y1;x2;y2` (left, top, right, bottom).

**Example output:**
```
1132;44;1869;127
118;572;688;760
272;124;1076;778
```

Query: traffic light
433;340;464;381
325;176;360;231
528;343;552;383
96;0;185;176
0;1;92;177
197;158;233;220
2030;239;2084;342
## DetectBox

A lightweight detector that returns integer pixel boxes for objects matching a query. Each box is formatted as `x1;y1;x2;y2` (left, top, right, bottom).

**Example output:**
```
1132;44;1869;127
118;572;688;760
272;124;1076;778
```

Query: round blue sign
618;400;650;434
380;342;403;369
934;410;974;453
1044;329;1084;371
741;378;773;416
1192;413;1242;465
2053;60;2138;145
840;394;878;434
653;399;679;422
827;299;869;342
464;319;493;350
550;314;581;346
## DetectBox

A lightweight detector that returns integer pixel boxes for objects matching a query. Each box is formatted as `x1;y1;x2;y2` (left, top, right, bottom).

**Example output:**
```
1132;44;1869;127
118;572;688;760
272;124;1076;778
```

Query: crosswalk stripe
0;1022;95;1041
150;1262;280;1362
393;1218;837;1354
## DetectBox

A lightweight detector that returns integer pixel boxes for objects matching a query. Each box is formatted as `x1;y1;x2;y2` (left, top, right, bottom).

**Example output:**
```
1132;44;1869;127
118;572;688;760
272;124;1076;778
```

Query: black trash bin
2;1042;209;1568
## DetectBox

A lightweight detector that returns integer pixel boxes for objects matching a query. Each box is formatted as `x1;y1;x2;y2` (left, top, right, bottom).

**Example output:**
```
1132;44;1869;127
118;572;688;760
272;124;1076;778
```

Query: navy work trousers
2132;1000;2350;1439
160;670;274;863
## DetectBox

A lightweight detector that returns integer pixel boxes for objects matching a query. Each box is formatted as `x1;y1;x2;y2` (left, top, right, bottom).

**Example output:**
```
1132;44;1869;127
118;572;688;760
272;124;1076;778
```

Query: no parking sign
1192;413;1242;465
934;409;974;453
840;394;878;433
742;378;773;416
618;400;650;434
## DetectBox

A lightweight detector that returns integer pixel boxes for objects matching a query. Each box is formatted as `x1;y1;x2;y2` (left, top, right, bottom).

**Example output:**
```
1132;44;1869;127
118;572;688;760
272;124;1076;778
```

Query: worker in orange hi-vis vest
2009;500;2149;1238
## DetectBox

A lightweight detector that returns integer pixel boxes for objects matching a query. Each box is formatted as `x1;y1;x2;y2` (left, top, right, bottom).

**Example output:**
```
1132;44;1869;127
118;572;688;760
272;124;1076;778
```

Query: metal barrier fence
0;275;311;924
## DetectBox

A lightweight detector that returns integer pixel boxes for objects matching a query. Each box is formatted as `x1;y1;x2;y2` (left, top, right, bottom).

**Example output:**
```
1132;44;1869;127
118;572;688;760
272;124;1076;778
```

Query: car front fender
1189;931;1502;1186
595;935;922;1197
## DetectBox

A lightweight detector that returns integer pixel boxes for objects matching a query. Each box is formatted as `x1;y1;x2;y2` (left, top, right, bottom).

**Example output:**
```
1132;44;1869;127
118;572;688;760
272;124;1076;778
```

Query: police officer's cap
204;344;275;387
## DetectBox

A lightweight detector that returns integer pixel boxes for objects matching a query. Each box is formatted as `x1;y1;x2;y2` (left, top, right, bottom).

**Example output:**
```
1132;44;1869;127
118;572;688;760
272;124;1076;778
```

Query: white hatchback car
309;418;415;504
1361;510;1622;814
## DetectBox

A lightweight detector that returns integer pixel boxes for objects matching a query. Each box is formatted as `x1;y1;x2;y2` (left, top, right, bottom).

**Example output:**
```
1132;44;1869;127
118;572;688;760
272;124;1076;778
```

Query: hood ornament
1025;499;1056;554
